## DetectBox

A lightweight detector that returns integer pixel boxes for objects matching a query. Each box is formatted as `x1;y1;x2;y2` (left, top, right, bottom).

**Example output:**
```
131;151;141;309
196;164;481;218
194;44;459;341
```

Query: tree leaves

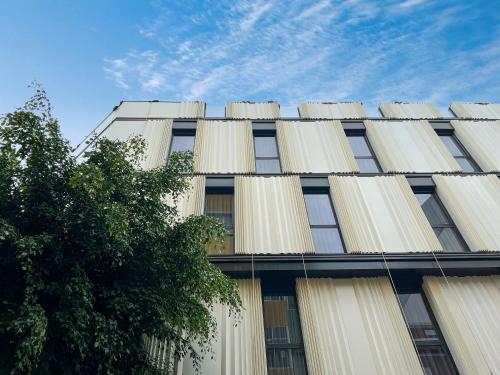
0;87;241;374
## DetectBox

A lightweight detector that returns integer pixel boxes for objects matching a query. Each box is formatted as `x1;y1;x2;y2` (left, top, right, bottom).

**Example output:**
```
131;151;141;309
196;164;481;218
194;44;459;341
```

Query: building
79;100;500;375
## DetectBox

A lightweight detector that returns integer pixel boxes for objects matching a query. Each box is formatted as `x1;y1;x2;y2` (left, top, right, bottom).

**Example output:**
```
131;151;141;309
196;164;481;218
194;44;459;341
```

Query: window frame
413;187;469;253
204;185;235;255
261;283;309;375
342;123;382;173
431;123;481;172
253;127;282;175
396;285;459;375
168;127;196;156
302;187;346;254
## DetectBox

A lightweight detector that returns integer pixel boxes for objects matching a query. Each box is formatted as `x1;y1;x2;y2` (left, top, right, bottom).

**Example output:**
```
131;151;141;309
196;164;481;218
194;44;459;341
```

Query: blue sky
1;0;499;146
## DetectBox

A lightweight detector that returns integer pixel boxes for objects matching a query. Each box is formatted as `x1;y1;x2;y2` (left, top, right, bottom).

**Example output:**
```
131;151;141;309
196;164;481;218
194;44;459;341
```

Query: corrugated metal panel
365;120;462;173
424;275;500;375
180;279;268;375
379;102;443;119
298;102;367;119
225;101;280;119
116;101;205;118
451;120;500;172
276;120;359;173
297;277;424;375
433;175;500;252
194;120;255;174
329;175;443;253
450;103;500;119
235;176;314;254
101;119;172;170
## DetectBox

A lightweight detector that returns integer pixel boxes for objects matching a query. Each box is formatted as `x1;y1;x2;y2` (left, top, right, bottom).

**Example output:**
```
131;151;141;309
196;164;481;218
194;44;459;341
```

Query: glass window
204;194;233;255
169;135;195;154
256;159;281;174
254;134;281;174
304;192;344;253
255;136;279;158
398;292;458;375
416;193;468;252
439;135;480;172
347;135;382;173
263;295;308;375
348;135;372;157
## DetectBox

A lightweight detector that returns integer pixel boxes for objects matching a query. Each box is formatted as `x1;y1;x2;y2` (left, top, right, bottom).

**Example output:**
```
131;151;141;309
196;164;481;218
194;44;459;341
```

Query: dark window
398;292;458;375
169;134;195;155
416;193;468;252
254;134;281;174
263;295;308;375
304;193;344;253
439;135;480;172
204;193;233;255
347;135;382;173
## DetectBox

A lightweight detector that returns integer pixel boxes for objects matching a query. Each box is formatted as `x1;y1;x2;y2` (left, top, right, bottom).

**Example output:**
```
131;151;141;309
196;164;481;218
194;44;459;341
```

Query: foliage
0;85;241;374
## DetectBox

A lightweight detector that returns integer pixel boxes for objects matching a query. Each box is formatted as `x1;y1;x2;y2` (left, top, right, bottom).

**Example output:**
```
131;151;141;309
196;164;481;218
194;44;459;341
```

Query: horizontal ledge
209;253;500;278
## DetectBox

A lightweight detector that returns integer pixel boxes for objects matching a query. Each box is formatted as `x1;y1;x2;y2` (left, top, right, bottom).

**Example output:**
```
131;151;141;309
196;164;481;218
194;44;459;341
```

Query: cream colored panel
298;102;367;119
116;101;205;118
276;120;359;173
102;119;172;170
297;277;423;375
148;102;205;118
423;276;500;375
329;176;443;253
225;101;280;119
365;120;461;173
194;120;255;174
235;176;314;254
433;175;500;251
181;279;267;375
451;120;500;172
170;176;205;220
450;102;500;119
379;103;443;119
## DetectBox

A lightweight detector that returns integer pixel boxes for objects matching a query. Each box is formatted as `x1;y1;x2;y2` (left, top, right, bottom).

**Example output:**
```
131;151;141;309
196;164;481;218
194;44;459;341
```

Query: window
415;193;468;252
263;295;308;375
439;135;480;172
397;291;458;375
204;193;234;255
169;132;195;155
347;135;382;173
254;133;281;174
303;192;344;253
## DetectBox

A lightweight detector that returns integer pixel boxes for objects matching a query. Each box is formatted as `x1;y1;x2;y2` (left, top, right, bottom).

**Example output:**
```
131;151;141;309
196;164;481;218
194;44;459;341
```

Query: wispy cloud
103;0;500;111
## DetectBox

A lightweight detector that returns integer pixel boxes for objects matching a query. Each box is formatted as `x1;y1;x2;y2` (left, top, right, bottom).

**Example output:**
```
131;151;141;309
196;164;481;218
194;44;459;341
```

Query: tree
0;85;241;374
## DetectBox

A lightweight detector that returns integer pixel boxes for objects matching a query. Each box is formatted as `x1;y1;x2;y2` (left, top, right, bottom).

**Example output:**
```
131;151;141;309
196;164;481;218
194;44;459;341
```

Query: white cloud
103;0;500;109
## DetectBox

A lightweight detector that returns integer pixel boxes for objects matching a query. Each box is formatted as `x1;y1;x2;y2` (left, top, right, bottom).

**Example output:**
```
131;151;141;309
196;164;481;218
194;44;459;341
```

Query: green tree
0;85;241;374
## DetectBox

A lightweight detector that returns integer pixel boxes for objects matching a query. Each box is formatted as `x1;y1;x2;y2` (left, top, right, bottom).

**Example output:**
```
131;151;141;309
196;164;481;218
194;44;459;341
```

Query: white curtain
365;120;461;173
181;279;268;375
102;119;172;170
298;102;367;119
423;275;500;375
433;175;500;251
116;101;205;118
379;103;443;119
235;176;314;254
276;120;359;173
193;120;256;174
296;277;424;375
450;103;500;119
329;176;443;253
225;101;280;119
451;120;500;172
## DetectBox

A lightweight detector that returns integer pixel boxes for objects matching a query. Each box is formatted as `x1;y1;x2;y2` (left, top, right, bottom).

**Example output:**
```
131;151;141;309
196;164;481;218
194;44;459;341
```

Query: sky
1;0;499;147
